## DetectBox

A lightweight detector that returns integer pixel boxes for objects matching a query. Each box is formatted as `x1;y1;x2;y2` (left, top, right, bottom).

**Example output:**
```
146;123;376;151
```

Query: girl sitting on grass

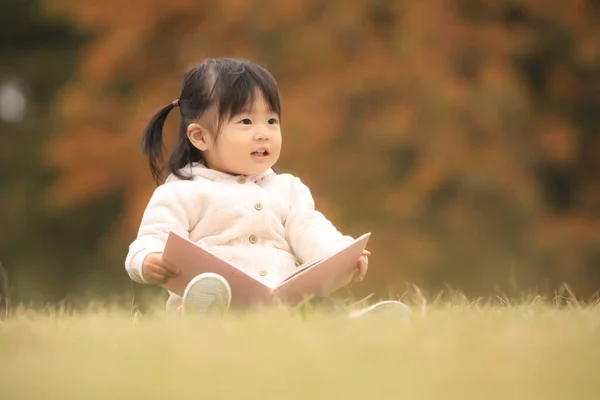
125;58;409;318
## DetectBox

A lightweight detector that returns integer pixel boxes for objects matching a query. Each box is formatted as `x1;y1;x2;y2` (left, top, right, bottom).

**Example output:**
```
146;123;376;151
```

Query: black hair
141;58;282;183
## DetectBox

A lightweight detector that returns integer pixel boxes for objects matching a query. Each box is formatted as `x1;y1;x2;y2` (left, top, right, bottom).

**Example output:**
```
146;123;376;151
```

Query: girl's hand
142;252;179;284
352;249;370;283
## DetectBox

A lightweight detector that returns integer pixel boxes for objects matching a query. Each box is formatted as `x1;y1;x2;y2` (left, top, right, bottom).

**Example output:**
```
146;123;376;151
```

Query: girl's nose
255;128;269;140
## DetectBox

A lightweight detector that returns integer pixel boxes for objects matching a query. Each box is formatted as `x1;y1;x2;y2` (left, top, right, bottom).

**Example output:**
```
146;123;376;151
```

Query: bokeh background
1;0;599;308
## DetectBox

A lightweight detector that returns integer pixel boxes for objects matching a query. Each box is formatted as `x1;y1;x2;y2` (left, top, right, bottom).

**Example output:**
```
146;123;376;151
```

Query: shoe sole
348;300;412;319
182;273;232;315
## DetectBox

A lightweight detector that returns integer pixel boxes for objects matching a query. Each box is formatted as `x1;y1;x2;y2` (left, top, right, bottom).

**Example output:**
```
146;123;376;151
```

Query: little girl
125;58;409;317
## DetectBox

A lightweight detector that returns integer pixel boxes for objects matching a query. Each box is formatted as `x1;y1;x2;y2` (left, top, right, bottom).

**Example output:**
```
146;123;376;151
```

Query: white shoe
348;300;412;319
182;273;231;315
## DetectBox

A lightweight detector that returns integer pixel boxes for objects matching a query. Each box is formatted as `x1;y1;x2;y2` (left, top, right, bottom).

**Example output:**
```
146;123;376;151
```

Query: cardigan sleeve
124;184;191;284
284;177;354;264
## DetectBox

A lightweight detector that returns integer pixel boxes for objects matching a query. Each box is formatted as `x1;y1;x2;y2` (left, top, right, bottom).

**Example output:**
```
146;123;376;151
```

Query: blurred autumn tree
0;0;95;303
22;0;600;302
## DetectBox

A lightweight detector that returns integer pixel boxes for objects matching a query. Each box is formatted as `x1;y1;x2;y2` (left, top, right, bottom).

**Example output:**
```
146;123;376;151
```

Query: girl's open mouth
251;149;269;156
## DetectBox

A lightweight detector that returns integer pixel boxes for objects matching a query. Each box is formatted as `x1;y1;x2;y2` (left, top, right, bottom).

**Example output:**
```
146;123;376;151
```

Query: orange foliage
42;0;600;296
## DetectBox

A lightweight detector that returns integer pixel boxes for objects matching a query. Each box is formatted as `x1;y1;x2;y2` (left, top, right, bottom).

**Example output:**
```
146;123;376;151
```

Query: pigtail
141;102;177;183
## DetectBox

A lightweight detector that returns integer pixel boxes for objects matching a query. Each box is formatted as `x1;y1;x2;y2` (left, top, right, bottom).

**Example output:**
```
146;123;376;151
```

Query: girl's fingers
149;263;177;279
359;266;367;281
159;259;180;277
352;258;368;283
148;268;168;284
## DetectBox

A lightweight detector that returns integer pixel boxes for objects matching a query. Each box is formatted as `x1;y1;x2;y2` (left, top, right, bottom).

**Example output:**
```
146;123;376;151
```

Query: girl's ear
187;123;210;151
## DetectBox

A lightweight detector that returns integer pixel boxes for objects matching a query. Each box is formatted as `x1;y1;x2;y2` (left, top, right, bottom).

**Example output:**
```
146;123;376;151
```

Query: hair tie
172;99;180;107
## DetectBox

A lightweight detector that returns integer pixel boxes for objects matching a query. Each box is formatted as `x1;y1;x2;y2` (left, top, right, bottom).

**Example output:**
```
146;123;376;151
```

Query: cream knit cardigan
125;163;354;309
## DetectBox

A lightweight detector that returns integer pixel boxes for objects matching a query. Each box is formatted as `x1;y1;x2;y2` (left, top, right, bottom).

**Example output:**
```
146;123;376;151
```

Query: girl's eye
240;118;252;125
268;118;278;125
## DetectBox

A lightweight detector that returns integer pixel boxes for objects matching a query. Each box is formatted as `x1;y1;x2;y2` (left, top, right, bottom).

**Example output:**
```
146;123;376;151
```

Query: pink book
161;232;371;308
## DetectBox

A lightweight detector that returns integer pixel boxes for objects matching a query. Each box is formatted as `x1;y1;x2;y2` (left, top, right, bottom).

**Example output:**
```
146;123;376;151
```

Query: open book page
273;233;371;304
160;232;273;307
160;231;371;308
276;257;326;285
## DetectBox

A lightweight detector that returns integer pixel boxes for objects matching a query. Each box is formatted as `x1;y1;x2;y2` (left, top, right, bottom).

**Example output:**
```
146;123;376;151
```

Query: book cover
161;232;371;308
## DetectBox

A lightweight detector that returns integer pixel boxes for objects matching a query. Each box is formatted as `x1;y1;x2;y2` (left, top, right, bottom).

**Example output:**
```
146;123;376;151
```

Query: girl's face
188;90;282;176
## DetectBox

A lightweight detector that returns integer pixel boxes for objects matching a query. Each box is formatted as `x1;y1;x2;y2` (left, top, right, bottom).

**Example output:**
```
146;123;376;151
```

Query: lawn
1;297;599;399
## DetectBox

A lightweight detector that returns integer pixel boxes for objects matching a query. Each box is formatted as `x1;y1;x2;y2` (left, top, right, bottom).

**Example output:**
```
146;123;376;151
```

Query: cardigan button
237;177;247;184
254;202;263;211
258;269;268;276
249;234;258;244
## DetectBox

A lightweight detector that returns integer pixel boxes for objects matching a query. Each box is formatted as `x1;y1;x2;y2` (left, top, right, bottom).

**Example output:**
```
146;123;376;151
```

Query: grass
1;294;600;400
